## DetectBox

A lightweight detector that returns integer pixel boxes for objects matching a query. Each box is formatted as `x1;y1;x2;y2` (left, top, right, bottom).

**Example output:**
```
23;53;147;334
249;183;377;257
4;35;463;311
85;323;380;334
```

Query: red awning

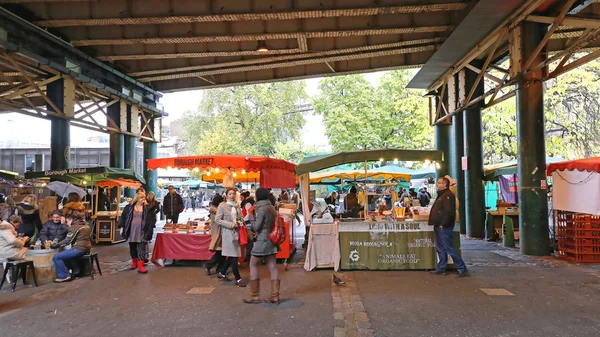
146;155;297;188
547;157;600;175
96;178;142;189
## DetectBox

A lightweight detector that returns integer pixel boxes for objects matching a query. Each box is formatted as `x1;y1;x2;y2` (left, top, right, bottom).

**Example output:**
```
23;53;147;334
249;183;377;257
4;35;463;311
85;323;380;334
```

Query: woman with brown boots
243;187;281;304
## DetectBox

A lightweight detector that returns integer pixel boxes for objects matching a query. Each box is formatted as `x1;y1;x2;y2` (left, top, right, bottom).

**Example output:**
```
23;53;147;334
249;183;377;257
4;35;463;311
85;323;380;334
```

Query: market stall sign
339;221;436;270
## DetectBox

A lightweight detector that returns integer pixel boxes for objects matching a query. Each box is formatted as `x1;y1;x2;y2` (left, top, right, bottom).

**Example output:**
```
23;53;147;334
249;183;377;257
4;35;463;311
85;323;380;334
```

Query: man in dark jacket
162;185;184;224
39;210;68;243
428;178;468;277
417;188;431;207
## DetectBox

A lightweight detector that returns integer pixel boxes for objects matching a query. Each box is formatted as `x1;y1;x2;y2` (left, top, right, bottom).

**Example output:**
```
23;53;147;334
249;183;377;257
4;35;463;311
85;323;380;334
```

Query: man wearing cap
39;210;68;244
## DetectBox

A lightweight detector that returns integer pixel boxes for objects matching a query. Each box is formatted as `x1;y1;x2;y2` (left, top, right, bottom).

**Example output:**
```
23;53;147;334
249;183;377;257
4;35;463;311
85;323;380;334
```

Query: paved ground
2;220;600;337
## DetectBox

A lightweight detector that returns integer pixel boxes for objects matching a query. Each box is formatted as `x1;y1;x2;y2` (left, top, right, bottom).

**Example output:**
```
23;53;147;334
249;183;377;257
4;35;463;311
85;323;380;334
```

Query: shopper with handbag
244;187;281;304
215;188;246;287
204;194;225;276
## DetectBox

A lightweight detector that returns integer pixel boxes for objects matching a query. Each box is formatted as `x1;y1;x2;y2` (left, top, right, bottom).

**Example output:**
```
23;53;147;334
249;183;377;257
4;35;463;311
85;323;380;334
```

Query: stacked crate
556;210;600;262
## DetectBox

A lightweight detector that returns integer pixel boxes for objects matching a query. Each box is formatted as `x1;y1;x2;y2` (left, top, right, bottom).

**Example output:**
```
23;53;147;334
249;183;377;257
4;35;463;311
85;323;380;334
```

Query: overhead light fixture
436;162;441;169
206;171;211;176
82;180;87;185
241;169;246;175
215;167;220;173
393;158;399;164
193;167;199;172
257;40;269;53
379;158;384;162
424;160;431;166
233;172;237;177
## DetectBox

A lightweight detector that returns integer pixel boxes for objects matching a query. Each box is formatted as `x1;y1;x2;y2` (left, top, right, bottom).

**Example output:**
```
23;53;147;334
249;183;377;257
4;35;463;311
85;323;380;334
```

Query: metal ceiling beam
157;64;424;93
72;26;452;46
34;3;468;27
527;15;600;29
138;45;436;82
129;38;445;77
97;49;302;62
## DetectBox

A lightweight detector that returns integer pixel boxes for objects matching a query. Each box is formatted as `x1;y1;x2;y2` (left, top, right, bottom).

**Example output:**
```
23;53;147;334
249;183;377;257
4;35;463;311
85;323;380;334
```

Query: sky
0;71;387;149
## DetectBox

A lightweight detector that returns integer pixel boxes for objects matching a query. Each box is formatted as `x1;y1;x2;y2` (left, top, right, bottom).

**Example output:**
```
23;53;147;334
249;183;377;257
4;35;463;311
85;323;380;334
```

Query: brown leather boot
265;279;280;304
243;279;261;304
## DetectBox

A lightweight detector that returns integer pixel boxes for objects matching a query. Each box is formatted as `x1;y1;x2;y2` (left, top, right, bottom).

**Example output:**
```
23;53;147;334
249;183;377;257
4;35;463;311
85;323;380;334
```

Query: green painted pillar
107;103;124;169
123;135;136;198
143;141;158;196
452;111;466;234
434;123;451;180
47;80;70;170
515;22;550;256
463;66;485;238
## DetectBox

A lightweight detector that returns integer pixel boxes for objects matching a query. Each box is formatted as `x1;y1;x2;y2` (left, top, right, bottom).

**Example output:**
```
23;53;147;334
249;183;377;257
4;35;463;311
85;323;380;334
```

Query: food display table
151;233;212;267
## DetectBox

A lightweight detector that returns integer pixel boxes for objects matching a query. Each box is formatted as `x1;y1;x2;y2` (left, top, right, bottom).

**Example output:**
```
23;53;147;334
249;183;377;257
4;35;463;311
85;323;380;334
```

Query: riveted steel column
47;79;70;170
434;87;451;180
462;65;485;238
449;72;466;234
107;103;124;169
512;22;550;256
143;141;158;196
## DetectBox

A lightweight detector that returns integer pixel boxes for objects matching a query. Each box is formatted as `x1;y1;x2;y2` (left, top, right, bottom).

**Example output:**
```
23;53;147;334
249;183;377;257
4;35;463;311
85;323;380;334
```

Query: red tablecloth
151;233;213;267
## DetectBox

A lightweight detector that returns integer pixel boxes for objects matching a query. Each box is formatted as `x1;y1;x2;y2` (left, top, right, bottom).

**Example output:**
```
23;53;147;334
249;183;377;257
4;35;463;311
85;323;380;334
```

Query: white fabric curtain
299;173;312;228
552;170;600;215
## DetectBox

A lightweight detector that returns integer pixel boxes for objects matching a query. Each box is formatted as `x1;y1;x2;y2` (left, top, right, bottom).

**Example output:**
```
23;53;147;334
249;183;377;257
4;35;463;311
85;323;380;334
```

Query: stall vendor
39;210;68;243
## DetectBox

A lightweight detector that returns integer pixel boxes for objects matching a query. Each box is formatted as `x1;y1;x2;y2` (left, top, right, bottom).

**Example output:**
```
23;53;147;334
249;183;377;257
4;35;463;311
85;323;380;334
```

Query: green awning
24;166;145;185
0;169;23;181
296;149;443;175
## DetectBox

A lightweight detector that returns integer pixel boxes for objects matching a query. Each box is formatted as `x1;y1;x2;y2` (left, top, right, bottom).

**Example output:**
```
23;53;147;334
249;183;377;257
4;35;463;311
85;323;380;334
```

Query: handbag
239;224;249;246
269;214;286;246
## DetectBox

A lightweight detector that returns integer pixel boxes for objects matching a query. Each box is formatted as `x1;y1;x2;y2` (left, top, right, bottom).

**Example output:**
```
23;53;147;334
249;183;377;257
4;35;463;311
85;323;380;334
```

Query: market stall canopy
295;149;443;175
24;167;145;185
0;169;23;182
309;169;411;184
547;157;600;175
96;178;142;189
547;157;600;215
484;157;563;181
147;155;296;188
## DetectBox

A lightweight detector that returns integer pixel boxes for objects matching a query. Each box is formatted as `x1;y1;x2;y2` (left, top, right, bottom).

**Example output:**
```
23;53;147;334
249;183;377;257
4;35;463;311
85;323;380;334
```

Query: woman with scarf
215;188;246;287
244;187;281;304
118;191;151;274
16;194;43;239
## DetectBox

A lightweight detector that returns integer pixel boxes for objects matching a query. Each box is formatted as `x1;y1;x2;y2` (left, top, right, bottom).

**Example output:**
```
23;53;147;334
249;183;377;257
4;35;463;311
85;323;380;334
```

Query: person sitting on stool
39;210;68;245
51;210;92;283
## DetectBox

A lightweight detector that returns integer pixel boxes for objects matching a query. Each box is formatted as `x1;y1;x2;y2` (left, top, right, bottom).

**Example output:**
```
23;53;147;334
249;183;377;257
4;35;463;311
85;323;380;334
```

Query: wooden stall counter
94;211;125;244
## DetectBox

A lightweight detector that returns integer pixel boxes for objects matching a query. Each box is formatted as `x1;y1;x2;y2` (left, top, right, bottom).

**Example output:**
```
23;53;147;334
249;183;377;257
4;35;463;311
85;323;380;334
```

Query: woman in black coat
145;191;161;240
16;194;43;239
118;192;152;274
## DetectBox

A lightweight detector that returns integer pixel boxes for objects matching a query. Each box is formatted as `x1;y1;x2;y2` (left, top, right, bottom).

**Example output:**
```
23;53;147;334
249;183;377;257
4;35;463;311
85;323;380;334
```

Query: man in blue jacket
39;210;68;244
428;178;468;277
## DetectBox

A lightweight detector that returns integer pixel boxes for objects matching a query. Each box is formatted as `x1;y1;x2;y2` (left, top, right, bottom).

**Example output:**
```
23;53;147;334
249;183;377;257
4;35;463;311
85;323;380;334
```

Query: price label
541;180;547;190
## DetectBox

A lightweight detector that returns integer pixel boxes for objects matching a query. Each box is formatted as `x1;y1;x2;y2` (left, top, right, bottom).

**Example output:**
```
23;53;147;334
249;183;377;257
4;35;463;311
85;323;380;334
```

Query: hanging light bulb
241;169;246;175
206;171;211;176
379;158;384;162
193;167;199;172
233;172;237;177
393;158;399;164
167;166;172;170
82;180;87;185
424;159;431;166
435;162;441;169
215;167;220;173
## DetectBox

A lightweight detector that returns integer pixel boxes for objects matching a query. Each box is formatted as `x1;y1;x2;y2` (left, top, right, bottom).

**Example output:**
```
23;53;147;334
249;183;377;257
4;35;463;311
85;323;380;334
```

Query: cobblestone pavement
2;233;600;337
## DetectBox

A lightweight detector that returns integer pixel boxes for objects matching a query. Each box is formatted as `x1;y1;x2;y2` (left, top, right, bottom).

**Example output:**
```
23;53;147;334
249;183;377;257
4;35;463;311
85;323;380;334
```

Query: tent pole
364;160;368;220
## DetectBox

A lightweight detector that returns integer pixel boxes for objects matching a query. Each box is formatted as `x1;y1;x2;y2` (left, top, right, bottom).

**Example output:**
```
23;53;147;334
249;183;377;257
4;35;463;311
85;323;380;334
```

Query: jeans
53;248;86;279
433;226;466;273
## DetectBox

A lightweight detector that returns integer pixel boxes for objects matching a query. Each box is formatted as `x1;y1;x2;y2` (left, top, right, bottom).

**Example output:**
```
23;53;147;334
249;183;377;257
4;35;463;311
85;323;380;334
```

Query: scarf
227;200;238;220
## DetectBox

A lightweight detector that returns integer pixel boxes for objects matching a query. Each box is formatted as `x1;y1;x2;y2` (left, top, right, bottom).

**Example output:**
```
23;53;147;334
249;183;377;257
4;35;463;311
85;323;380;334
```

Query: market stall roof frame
0;169;24;182
24;166;145;185
309;169;411;184
295;149;443;176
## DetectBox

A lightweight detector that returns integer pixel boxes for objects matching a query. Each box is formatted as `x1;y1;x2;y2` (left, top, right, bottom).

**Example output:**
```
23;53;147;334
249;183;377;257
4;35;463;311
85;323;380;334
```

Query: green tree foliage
312;71;433;152
181;82;308;156
482;58;600;164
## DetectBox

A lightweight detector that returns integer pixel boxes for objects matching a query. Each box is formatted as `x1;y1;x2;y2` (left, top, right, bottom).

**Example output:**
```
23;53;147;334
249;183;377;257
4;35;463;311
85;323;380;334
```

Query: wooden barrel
24;249;58;284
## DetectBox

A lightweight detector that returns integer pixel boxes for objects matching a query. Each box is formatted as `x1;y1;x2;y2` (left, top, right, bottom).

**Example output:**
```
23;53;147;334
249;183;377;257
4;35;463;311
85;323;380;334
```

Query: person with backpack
243;187;281;304
418;188;431;207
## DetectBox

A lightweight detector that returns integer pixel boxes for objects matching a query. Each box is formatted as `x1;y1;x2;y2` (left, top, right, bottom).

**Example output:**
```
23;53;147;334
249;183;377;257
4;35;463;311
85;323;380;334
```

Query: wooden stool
82;252;102;280
1;260;38;292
